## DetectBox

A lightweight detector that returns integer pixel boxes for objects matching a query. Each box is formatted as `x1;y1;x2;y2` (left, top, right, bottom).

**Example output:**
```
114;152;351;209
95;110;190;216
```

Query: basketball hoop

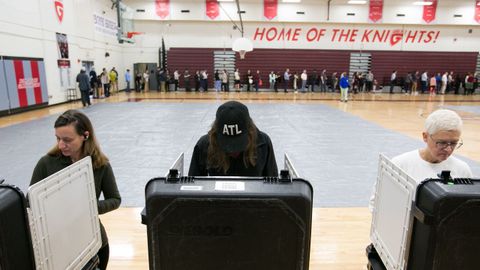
232;37;253;59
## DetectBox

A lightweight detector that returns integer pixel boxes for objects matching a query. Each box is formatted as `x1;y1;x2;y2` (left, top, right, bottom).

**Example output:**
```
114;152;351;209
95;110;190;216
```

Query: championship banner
264;0;278;21
475;0;480;23
56;33;69;59
155;0;170;19
423;0;438;23
206;0;219;20
369;0;383;23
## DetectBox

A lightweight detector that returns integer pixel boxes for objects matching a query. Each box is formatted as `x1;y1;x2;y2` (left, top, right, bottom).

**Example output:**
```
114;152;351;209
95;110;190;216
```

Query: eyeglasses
429;135;463;150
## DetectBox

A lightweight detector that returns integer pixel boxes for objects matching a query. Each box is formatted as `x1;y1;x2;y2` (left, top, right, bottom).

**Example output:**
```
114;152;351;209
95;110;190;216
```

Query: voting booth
369;154;480;270
0;157;101;270
142;153;312;270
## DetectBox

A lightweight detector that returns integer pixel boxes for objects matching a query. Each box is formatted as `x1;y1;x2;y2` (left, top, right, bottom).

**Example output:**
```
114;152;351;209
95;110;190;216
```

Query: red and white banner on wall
369;0;383;23
2;58;48;108
475;0;480;23
155;0;170;19
264;0;278;21
423;0;438;23
54;0;64;23
206;0;219;20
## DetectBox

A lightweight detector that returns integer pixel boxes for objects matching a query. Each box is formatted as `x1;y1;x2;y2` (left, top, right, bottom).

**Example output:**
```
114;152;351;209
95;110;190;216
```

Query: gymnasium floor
1;90;479;269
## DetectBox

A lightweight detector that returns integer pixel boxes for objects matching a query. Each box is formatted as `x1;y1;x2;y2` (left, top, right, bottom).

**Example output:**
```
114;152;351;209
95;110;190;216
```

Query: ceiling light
413;1;433;5
282;0;301;3
348;0;367;4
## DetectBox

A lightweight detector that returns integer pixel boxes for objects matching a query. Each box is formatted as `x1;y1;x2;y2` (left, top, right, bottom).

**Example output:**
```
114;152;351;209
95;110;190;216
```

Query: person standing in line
429;74;437;95
245;70;253;92
148;70;158;91
441;71;448;95
76;68;91;107
309;70;318;92
221;69;229;92
194;70;200;92
159;69;167;92
254;70;261;92
234;69;241;92
109;68;117;95
411;71;419;96
173;70;180;91
421;71;428;94
331;72;339;92
435;73;442;94
404;72;412;95
366;71;374;93
101;68;110;98
320;69;328;92
269;71;276;91
283;68;291;93
184;69;191;91
124;69;131;93
142;69;148;92
339;72;350;102
214;69;221;92
293;71;299;93
134;71;142;93
301;70;308;93
389;70;397;94
30;110;121;270
89;67;98;98
111;67;118;94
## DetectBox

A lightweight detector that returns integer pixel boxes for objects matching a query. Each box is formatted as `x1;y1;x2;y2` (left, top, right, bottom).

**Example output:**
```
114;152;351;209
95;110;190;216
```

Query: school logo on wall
54;0;64;23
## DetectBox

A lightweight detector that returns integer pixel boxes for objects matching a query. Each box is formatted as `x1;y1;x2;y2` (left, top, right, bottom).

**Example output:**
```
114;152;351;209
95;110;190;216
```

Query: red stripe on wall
13;60;28;107
30;61;43;104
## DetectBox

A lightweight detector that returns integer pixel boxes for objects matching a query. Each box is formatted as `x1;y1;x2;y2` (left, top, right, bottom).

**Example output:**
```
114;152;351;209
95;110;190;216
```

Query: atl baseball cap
215;101;250;153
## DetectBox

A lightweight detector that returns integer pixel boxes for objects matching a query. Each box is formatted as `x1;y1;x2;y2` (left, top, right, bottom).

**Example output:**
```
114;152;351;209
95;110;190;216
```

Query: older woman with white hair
391;109;472;182
369;109;472;211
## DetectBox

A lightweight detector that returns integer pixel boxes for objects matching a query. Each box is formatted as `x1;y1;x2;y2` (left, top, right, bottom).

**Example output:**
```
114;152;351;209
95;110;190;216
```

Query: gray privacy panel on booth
1;102;478;207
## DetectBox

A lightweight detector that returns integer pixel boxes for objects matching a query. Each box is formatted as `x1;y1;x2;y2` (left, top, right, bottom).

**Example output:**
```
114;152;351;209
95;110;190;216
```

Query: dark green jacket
30;154;121;247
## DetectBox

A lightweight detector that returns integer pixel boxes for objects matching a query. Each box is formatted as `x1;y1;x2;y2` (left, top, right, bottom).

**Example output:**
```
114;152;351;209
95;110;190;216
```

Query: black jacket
188;131;278;177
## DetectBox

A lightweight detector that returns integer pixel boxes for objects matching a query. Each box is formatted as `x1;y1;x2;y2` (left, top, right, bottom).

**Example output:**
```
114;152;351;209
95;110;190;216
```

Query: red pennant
155;0;170;19
54;1;64;23
369;0;383;23
206;0;219;20
127;32;144;38
475;0;480;23
422;0;438;23
264;0;278;20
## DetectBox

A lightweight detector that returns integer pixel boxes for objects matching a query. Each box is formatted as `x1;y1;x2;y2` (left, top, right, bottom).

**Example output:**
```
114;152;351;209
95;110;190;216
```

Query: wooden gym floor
2;90;479;269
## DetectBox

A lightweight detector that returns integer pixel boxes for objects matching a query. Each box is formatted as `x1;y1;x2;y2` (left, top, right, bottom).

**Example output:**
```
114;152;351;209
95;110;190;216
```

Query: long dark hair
48;110;108;168
207;118;258;174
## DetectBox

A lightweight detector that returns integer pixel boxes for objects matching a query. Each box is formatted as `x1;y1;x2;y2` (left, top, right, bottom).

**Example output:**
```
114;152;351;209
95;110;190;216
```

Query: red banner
423;0;438;23
264;0;278;20
155;0;170;19
54;0;64;23
475;0;480;23
369;0;383;23
206;0;219;20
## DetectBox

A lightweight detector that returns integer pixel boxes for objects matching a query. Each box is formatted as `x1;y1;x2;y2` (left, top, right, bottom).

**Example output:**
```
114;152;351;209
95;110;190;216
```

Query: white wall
1;0;479;105
126;0;480;25
0;0;126;105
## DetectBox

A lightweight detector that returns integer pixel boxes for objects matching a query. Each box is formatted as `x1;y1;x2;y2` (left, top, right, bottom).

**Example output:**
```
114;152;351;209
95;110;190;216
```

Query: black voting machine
368;169;480;270
142;153;313;270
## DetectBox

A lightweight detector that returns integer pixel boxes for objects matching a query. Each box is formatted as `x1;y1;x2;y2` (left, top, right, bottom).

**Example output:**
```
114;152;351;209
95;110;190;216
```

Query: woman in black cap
188;101;278;176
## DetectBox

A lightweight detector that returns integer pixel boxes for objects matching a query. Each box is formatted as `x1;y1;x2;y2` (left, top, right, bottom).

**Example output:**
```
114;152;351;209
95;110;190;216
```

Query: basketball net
239;50;247;59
